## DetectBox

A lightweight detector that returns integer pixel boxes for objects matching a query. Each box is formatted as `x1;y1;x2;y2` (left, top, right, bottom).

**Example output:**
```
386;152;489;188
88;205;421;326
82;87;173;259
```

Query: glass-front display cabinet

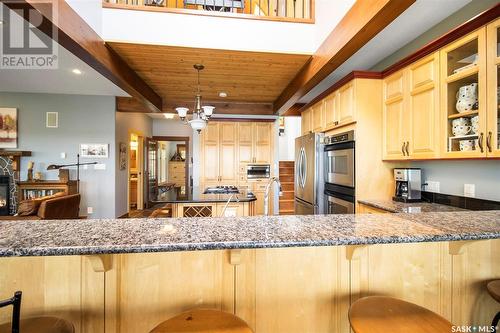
487;18;500;157
440;27;487;157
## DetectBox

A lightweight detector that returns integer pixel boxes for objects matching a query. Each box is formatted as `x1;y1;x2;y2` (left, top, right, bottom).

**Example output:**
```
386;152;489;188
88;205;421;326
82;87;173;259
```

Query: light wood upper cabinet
254;123;272;164
440;28;487;158
486;18;500;157
238;122;254;164
301;108;311;135
311;102;323;132
338;81;355;126
383;70;407;160
323;92;338;128
201;122;220;183
201;122;238;186
407;52;440;159
219;123;238;183
383;53;440;160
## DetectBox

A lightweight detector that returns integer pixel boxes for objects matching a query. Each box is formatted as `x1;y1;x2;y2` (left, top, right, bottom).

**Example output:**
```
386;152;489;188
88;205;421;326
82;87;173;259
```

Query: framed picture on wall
0;108;18;149
119;142;127;170
80;143;109;158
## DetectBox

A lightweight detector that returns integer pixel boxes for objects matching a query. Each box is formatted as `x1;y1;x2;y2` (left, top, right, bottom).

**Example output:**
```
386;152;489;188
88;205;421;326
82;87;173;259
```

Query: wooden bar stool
349;296;453;333
487;280;500;333
0;291;74;333
150;309;253;333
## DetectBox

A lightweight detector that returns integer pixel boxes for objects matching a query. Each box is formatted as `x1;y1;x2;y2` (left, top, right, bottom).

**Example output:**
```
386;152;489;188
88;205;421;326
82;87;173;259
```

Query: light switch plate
427;181;440;193
87;207;93;214
464;184;475;198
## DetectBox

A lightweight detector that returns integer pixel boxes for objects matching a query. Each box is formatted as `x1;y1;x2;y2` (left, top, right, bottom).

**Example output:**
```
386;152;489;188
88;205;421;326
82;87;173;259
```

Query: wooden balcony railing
103;0;314;23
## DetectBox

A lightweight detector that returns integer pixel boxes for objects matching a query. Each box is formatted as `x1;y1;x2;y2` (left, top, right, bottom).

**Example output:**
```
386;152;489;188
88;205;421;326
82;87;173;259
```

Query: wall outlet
94;164;106;170
87;207;93;214
60;152;66;159
426;181;440;193
464;184;475;198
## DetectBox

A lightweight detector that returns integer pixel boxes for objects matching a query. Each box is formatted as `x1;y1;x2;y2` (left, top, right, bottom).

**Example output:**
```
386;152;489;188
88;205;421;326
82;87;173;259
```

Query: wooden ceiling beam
117;97;274;115
282;103;305;117
0;0;162;112
274;0;415;114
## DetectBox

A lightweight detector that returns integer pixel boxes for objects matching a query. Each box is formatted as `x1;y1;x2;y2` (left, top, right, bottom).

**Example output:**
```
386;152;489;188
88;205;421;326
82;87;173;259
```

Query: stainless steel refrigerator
294;132;324;215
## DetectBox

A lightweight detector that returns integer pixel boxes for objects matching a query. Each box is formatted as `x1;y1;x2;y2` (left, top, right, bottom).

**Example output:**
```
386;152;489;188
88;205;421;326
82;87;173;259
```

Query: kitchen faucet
264;177;283;216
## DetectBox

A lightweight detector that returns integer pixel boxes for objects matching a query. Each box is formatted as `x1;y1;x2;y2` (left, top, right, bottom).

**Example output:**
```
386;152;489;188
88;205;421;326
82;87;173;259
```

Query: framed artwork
80;143;109;158
119;142;127;170
0;108;18;149
177;144;186;160
278;116;285;128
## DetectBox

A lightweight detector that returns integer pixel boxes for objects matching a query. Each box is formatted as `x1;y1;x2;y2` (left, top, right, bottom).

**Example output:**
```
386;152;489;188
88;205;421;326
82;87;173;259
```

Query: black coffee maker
393;168;422;202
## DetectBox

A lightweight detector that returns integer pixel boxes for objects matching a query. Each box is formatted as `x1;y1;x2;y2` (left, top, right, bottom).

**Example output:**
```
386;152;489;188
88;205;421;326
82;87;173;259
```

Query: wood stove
0;175;10;216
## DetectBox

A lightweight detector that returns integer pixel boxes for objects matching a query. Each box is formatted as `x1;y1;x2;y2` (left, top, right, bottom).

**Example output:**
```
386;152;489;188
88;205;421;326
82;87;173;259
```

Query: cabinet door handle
402;142;406;156
405;141;410;156
486;131;492;153
478;133;484;153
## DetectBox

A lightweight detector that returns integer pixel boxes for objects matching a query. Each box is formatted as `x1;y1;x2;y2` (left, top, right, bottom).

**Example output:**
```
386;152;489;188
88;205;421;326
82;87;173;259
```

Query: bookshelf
17;180;78;201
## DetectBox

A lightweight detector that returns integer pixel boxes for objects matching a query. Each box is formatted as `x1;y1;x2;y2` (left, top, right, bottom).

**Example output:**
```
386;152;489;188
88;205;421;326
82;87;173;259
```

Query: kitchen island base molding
0;240;498;332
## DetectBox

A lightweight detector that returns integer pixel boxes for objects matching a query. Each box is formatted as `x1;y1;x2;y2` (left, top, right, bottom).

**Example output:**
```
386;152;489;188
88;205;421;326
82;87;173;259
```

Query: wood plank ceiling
108;42;311;113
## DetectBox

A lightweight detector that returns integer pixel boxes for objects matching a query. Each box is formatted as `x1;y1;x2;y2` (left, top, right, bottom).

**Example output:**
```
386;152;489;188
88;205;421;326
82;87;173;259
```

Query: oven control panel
324;130;355;145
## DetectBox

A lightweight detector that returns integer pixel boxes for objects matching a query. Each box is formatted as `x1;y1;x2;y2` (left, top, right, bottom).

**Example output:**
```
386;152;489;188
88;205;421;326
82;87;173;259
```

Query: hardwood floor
123;204;172;218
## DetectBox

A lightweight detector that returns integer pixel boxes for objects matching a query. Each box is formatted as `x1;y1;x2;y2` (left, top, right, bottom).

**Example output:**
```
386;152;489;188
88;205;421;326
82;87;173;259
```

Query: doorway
146;136;190;207
128;133;145;212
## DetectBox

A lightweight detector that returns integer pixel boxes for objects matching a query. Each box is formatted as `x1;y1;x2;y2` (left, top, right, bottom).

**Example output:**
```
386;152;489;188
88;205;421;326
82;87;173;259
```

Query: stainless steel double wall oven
324;130;355;214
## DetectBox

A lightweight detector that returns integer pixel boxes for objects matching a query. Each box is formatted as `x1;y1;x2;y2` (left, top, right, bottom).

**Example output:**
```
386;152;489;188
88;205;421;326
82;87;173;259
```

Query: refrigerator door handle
301;147;307;188
296;147;303;188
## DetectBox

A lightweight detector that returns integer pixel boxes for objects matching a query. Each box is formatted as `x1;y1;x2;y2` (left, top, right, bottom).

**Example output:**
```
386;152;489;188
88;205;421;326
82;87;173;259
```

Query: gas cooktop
203;186;240;194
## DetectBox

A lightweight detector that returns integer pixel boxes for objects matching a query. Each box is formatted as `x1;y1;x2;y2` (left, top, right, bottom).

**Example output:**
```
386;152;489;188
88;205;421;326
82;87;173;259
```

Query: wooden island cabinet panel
0;239;498;332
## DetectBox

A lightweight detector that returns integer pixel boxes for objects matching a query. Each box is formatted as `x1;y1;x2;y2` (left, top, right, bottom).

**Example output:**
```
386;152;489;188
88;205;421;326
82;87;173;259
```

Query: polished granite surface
0;211;498;257
358;199;467;213
153;187;256;203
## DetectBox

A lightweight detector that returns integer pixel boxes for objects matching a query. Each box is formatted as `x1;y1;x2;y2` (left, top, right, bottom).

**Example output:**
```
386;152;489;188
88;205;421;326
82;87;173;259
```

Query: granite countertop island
358;199;467;213
152;187;257;203
0;211;499;257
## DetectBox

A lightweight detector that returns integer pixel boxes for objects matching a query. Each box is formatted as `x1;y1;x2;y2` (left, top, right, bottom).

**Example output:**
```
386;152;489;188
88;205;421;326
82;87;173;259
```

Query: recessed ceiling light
164;113;175;119
72;69;82;75
219;92;228;98
0;20;4;25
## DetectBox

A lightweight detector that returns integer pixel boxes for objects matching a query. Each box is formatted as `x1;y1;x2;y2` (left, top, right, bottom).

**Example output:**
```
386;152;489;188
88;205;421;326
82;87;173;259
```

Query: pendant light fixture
175;64;215;133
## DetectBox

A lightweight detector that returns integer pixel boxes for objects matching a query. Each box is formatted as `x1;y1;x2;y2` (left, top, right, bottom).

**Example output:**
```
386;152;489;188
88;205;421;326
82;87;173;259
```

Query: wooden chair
149;309;253;333
349;296;453;333
0;291;74;333
487;280;500;333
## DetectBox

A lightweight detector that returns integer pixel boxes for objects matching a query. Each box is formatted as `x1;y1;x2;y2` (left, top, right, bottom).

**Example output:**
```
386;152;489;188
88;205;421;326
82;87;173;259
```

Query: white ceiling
298;0;473;104
0;3;128;97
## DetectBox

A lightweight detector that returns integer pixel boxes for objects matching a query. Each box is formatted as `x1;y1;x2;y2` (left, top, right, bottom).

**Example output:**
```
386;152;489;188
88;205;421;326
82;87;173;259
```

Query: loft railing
103;0;314;23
